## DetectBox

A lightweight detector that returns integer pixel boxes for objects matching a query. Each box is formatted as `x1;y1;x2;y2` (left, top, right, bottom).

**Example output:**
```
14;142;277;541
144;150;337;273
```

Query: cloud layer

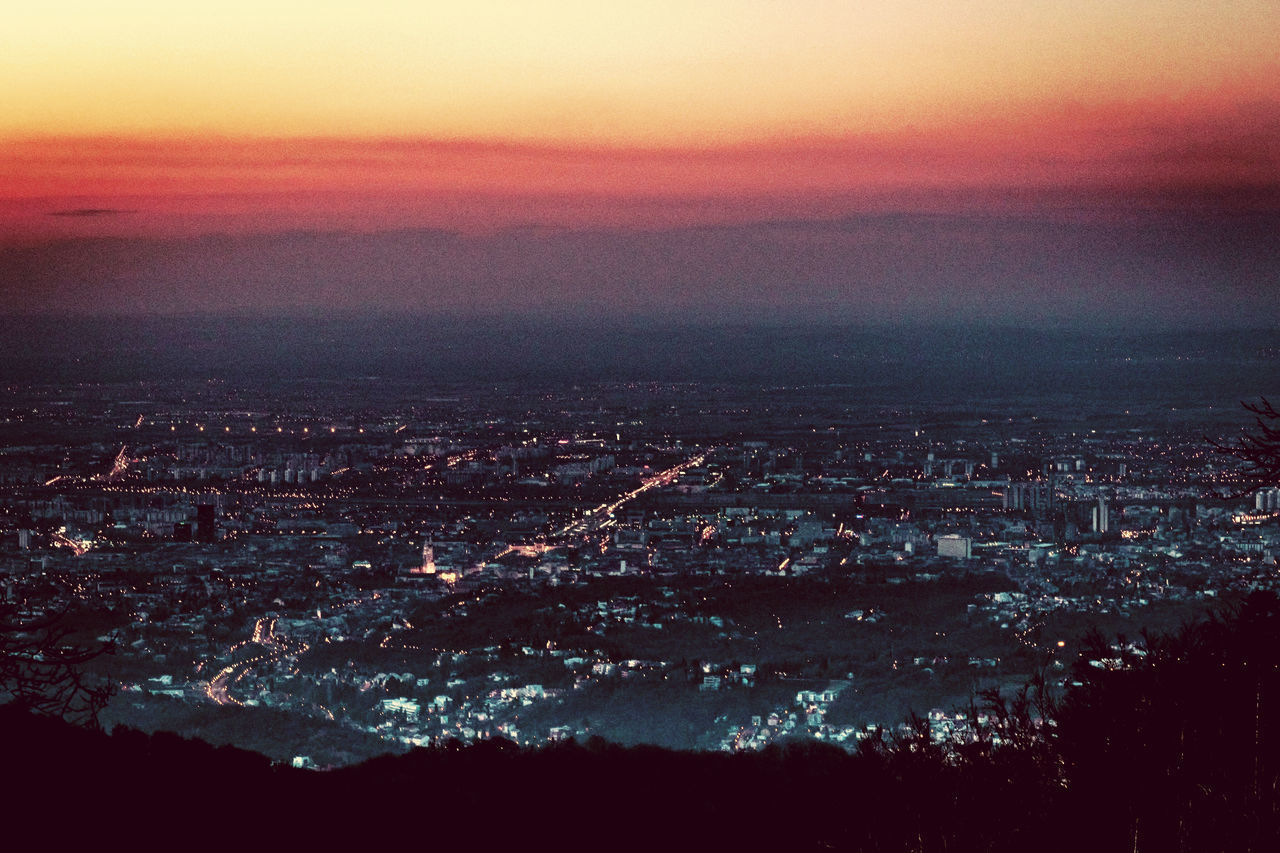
3;211;1275;328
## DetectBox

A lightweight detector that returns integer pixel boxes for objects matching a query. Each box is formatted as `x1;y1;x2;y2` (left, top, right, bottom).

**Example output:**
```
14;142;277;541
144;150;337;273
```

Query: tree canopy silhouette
5;595;1280;851
1212;397;1280;490
0;606;113;728
1052;591;1280;851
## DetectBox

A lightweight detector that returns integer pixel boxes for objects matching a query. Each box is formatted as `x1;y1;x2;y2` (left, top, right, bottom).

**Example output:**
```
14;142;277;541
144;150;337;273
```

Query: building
195;504;216;543
1256;487;1280;512
1092;497;1110;534
936;534;972;559
420;538;436;574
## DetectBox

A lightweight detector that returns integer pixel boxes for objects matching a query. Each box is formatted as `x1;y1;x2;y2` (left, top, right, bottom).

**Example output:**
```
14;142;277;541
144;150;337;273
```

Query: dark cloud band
48;208;134;217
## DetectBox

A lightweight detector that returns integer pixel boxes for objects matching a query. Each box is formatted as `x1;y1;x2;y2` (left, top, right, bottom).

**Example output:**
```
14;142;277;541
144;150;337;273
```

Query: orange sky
3;2;1278;239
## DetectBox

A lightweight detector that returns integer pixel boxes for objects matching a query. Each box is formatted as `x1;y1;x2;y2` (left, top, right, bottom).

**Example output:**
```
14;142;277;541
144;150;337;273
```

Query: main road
205;616;308;707
470;448;712;569
551;448;712;540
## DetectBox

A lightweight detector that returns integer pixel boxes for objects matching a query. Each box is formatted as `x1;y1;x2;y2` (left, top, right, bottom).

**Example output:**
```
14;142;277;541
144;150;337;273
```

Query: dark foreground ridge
7;593;1280;851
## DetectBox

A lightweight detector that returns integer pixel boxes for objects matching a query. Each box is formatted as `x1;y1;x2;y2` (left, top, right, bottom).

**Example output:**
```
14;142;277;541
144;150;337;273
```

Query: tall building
1003;479;1058;517
1257;487;1280;512
421;537;436;574
1092;497;1109;534
196;504;216;543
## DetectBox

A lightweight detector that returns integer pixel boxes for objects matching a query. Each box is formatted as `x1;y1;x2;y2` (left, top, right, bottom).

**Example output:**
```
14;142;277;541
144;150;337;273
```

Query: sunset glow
5;2;1278;233
2;2;1277;322
5;2;1277;142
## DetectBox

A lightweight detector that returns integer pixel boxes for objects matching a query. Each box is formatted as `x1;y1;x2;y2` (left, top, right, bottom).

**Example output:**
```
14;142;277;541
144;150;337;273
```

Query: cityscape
3;328;1277;768
4;2;1279;847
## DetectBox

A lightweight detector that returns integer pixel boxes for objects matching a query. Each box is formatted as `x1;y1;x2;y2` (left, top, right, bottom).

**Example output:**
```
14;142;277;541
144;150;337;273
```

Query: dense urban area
3;368;1278;768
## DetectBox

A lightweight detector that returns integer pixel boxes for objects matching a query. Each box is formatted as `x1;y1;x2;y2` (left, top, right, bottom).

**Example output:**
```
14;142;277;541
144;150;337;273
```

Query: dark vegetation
100;694;406;767
0;606;113;728
6;591;1280;851
1212;397;1280;490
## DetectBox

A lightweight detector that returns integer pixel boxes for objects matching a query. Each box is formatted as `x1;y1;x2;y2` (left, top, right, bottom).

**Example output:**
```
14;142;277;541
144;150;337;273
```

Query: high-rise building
1004;480;1058;517
1092;497;1109;534
196;504;216;543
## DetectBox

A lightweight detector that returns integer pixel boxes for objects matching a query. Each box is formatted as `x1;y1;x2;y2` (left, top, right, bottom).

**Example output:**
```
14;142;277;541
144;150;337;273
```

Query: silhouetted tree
0;607;113;728
1212;397;1280;490
1054;592;1280;851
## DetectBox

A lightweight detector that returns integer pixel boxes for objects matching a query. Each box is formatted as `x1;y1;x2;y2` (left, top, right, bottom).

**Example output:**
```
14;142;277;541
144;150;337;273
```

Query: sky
1;2;1278;325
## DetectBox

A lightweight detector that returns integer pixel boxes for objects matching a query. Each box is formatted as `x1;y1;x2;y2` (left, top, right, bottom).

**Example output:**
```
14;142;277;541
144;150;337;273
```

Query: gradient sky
2;2;1278;324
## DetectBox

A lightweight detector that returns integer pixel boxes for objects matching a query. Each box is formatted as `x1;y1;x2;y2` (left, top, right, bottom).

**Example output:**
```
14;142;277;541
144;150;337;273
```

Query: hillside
5;592;1280;851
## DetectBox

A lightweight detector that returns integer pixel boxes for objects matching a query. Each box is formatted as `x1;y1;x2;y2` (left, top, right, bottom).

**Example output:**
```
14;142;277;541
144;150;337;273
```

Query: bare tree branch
1;607;115;729
1208;397;1280;495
